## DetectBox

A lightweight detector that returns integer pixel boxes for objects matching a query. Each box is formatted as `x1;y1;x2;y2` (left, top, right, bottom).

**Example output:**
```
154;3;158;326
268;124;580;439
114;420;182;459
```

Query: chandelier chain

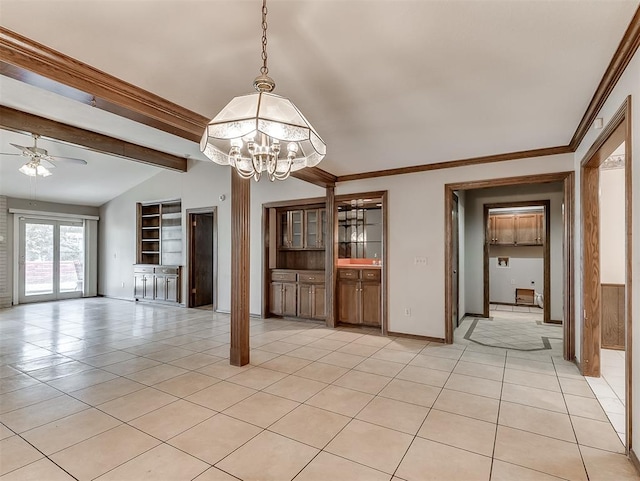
260;0;269;75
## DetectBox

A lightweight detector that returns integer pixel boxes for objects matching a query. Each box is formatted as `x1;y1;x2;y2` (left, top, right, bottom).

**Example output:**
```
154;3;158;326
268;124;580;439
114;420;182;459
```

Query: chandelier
200;0;326;182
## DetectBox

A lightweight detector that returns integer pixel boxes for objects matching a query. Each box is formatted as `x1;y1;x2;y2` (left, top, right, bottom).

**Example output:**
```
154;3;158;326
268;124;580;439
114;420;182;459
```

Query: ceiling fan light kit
200;0;326;182
1;133;88;178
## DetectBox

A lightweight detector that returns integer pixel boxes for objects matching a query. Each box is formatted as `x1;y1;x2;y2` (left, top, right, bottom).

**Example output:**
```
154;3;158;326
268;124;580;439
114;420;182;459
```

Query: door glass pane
60;225;84;293
25;223;54;296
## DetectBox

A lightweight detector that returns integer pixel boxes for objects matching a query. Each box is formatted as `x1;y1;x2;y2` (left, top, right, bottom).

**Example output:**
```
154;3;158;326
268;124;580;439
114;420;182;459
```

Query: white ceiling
0;0;638;204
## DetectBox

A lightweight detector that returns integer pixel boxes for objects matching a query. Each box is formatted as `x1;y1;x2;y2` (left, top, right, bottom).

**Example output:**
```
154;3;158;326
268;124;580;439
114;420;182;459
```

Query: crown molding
569;6;640;151
0;106;188;171
336;145;572;183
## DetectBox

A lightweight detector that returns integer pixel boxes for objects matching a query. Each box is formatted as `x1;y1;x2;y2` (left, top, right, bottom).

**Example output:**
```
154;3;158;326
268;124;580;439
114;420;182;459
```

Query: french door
18;218;85;303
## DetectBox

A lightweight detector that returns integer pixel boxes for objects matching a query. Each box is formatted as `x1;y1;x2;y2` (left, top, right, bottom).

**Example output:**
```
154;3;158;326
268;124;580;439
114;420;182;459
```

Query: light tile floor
586;348;626;443
0;298;638;481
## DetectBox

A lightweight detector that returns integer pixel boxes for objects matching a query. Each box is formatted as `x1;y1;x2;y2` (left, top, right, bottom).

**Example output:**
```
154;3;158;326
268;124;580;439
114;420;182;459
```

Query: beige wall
599;167;626;284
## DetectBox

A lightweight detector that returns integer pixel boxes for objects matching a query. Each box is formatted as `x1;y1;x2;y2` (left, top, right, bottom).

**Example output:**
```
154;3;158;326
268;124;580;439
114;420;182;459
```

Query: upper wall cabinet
137;200;182;265
489;212;543;246
279;208;326;250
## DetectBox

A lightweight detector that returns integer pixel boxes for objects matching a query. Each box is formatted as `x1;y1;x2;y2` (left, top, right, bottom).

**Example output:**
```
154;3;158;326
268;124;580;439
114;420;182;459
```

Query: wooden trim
387;331;445;343
0;28;207;141
624;96;633;452
262;196;327;210
581;102;628;168
230;170;250;366
335;190;388;203
336;146;571;182
482;200;551;324
381;191;389;336
569;7;640;150
289;167;336;188
0;106;187;172
483;206;490;319
581;164;601;377
465;313;486;318
564;172;576;362
261;206;269;319
444;172;574;355
325;186;336;328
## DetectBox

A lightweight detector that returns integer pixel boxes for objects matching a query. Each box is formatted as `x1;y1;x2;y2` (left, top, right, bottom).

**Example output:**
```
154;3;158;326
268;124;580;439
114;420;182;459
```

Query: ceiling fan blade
0;152;24;157
40;159;57;169
47;155;87;165
9;143;31;155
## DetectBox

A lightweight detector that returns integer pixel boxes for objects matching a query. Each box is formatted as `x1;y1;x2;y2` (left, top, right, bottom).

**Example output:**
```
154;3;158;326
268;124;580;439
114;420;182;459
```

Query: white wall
98;159;324;314
336;153;573;338
489;245;543;304
600;167;626;284
464;183;564;320
573;47;639;449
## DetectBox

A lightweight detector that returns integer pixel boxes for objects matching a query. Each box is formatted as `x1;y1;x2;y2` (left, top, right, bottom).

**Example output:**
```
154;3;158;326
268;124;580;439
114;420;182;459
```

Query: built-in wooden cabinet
270;270;325;320
135;200;182;304
279;208;326;249
337;268;381;326
134;265;181;304
489;212;543;246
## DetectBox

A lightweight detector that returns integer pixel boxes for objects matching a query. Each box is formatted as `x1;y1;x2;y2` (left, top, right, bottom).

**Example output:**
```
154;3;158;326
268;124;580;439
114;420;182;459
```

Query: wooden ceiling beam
0;106;188;172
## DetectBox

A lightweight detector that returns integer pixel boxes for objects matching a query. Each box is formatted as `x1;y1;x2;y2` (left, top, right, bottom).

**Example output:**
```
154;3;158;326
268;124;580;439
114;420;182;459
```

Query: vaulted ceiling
0;0;638;205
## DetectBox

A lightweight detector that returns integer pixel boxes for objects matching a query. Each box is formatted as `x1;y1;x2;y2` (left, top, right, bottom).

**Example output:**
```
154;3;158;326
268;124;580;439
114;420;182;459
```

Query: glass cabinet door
290;210;303;248
305;210;318;248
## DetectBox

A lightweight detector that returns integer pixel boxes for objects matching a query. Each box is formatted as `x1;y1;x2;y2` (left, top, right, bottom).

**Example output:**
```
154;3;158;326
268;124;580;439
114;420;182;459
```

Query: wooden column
230;170;250;366
325;186;336;328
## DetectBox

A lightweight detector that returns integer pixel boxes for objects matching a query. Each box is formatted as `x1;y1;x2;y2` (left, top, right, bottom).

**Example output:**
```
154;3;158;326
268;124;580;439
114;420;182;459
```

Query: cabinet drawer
134;265;154;274
361;269;381;281
298;272;325;283
271;270;297;282
155;266;178;275
338;269;359;280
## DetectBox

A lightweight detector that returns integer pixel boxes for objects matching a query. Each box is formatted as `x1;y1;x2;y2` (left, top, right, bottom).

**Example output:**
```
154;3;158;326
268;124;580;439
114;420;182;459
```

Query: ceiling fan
1;133;87;177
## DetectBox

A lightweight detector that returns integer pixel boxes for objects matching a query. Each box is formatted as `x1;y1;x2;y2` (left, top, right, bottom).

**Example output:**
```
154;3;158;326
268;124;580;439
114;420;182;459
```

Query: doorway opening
18;217;85;303
580;97;631;450
187;208;217;310
444;171;575;362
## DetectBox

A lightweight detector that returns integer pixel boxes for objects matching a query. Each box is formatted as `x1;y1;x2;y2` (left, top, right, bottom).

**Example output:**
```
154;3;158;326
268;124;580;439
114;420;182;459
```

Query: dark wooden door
191;213;214;307
297;283;313;318
270;282;283;315
313;284;326;320
282;282;297;316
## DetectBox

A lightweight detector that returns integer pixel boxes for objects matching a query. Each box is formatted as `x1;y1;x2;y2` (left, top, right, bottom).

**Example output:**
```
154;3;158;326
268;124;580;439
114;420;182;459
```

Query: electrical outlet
404;308;411;316
510;279;516;285
414;257;428;266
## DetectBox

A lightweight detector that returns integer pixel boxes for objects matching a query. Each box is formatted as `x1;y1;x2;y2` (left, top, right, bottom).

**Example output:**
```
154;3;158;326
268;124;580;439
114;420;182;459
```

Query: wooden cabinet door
289;210;304;249
282;282;297;316
297;284;313;318
338;281;360;324
493;215;515;245
312;284;326;320
165;275;179;303
154;275;167;301
304;210;319;248
133;274;146;300
270;282;284;315
536;212;544;245
278;212;290;248
515;214;538;245
318;209;327;249
361;282;381;326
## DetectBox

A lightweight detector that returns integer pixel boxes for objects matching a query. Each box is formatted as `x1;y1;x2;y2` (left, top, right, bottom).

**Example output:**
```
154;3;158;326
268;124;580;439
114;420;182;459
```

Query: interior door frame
186;207;218;310
452;192;460;328
17;216;85;303
482;199;551;323
444;171;575;363
579;96;632;451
